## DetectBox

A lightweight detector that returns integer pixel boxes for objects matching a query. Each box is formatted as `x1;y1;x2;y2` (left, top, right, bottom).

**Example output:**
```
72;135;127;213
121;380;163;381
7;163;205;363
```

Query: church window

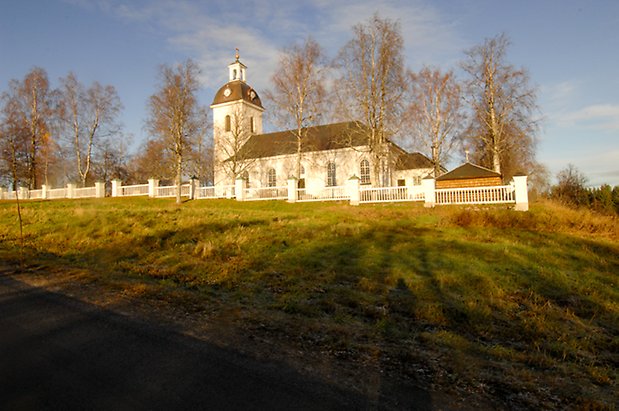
225;115;231;132
326;162;336;187
267;168;277;187
360;160;371;185
250;116;255;133
233;69;238;80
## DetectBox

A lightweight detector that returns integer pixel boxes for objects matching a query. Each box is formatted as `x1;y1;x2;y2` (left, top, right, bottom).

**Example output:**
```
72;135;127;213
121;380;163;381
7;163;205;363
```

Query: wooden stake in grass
9;138;25;270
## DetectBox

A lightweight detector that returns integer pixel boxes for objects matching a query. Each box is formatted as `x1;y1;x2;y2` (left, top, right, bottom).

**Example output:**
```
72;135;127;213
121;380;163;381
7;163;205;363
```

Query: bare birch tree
461;33;539;179
3;68;56;189
147;59;208;204
407;67;465;176
186;116;214;185
334;13;407;186
0;96;29;189
127;138;174;184
59;72;122;186
264;37;326;180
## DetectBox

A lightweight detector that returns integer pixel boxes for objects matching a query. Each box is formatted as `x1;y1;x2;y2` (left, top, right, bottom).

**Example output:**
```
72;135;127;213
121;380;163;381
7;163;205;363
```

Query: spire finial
465;149;470;163
235;48;240;61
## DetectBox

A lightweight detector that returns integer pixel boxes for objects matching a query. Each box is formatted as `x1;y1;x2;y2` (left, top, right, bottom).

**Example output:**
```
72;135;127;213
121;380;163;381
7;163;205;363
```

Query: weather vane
235;48;240;61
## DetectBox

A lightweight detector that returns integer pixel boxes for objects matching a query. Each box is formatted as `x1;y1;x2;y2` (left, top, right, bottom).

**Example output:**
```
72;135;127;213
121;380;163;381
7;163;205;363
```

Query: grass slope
1;198;617;409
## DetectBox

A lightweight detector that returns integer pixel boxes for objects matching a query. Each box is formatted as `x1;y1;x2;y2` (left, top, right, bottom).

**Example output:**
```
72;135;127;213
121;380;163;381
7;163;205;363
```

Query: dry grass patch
0;197;617;409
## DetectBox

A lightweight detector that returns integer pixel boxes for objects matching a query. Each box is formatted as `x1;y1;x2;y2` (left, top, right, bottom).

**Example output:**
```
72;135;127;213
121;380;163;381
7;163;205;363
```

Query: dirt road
0;274;373;410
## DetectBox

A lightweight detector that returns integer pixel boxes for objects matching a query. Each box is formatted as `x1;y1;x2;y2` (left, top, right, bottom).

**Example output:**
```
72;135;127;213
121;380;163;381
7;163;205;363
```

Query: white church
210;54;435;194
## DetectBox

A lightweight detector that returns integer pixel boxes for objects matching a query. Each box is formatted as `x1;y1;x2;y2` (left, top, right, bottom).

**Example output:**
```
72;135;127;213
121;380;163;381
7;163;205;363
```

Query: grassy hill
1;198;617;409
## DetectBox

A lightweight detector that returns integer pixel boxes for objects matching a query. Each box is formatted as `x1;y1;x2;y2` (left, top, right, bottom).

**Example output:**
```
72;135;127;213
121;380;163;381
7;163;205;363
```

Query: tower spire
228;48;247;82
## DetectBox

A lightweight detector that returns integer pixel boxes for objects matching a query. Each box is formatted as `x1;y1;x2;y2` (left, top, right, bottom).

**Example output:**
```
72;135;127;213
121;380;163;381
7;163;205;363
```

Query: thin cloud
558;104;619;131
76;0;465;87
313;0;465;68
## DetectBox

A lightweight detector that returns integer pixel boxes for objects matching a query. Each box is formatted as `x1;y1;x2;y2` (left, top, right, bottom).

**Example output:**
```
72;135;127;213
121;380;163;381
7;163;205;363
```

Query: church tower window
225;115;231;132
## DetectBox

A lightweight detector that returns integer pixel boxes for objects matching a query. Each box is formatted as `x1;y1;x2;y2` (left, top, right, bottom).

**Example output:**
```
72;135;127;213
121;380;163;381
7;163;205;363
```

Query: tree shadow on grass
13;212;618;409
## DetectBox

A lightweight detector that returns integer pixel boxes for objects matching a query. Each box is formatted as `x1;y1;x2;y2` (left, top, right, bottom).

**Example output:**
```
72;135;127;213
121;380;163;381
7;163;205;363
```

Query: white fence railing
435;185;515;205
196;186;217;199
156;184;190;198
244;186;288;201
74;186;97;198
121;184;149;197
0;177;528;211
297;186;349;202
360;186;424;203
29;189;44;200
48;188;68;199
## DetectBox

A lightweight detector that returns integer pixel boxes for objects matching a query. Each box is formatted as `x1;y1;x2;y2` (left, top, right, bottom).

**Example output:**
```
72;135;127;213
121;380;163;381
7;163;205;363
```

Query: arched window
250;116;255;133
326;162;336;187
232;69;238;80
360;159;370;185
267;168;277;187
225;115;231;132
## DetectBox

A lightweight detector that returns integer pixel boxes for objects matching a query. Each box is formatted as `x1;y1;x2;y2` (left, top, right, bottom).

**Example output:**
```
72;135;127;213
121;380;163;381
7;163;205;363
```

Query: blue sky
1;0;618;186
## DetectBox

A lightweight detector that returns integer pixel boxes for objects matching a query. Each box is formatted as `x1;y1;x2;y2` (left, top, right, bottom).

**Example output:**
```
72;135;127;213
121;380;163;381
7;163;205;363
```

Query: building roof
235;121;371;160
229;121;434;172
436;162;501;181
211;80;263;109
394;152;434;171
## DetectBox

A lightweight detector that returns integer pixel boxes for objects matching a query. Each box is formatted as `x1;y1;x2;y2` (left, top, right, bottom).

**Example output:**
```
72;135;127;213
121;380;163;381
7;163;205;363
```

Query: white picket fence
360;185;424;203
244;186;288;201
0;176;529;211
48;188;68;199
74;186;97;199
435;185;514;205
297;186;349;202
120;184;149;197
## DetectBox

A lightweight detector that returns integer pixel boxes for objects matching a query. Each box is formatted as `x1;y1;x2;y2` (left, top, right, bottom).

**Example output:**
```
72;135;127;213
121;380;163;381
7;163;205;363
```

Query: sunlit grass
0;197;617;408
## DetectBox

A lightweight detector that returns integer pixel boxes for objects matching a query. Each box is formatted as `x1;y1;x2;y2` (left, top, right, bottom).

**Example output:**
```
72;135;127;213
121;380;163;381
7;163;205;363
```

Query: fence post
41;184;48;199
235;177;246;201
422;178;436;208
0;187;5;200
95;182;105;198
67;183;76;199
513;175;529;212
287;177;298;203
190;177;198;200
148;178;159;198
347;175;360;206
111;179;122;197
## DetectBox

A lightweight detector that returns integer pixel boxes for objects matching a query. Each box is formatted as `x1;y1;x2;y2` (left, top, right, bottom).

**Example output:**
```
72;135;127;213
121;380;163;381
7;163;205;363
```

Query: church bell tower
211;50;264;186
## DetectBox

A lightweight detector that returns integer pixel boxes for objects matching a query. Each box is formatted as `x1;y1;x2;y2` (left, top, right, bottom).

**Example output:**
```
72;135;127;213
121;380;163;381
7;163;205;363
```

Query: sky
1;0;618;186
